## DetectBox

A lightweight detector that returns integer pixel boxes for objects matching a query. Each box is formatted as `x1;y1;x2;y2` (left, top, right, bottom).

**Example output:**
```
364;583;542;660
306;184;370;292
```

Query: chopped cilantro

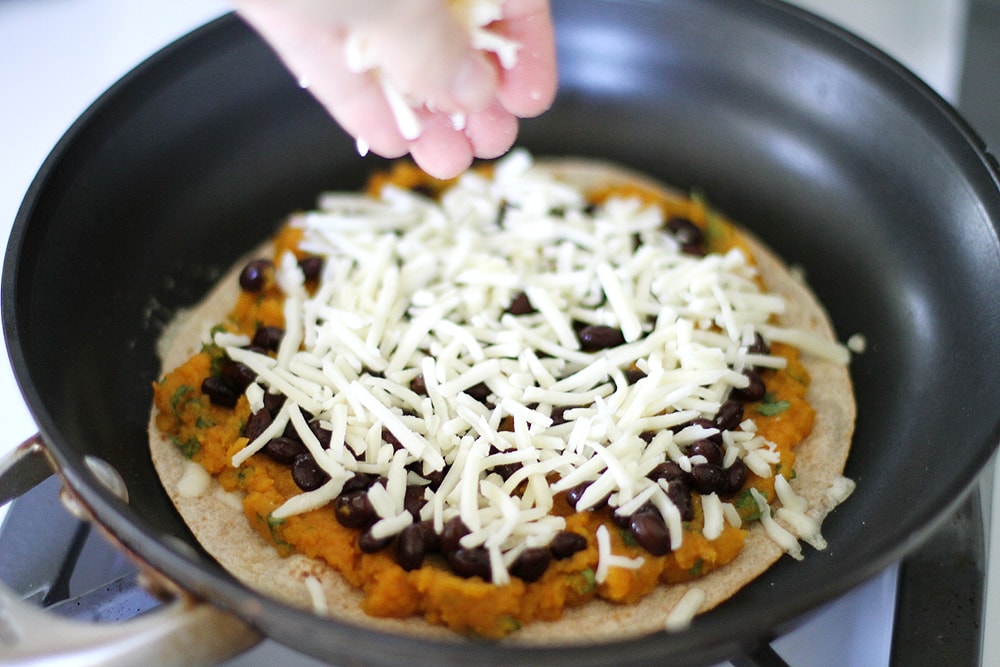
497;616;521;633
734;488;762;522
200;340;227;376
262;513;291;548
619;527;638;548
570;568;596;595
170;384;193;413
689;558;704;578
169;435;201;459
195;415;216;429
756;392;790;416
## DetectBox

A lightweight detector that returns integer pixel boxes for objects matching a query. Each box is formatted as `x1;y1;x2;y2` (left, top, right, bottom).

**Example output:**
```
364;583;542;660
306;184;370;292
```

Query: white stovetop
0;2;992;666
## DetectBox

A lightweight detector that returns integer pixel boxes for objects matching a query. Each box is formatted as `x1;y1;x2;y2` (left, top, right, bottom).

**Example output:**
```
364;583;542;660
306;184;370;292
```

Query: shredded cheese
224;149;850;583
665;587;706;632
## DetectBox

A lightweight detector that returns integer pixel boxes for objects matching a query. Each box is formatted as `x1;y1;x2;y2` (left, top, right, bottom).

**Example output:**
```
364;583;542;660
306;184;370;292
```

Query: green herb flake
734;488;762;522
195;415;216;429
170;384;193;413
689;558;704;578
756;392;790;416
263;513;291;548
619;527;639;548
169;435;201;459
497;616;521;633
201;340;228;376
570;568;597;595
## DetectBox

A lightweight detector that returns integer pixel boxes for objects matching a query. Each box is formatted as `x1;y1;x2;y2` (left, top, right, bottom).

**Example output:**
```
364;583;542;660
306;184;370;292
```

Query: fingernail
449;54;497;112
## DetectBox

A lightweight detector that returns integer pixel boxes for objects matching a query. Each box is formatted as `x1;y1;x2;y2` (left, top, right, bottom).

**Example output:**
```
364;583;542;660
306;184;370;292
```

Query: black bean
550;406;570;426
410;374;427;396
263;392;285;415
610;508;633;529
666;480;694;521
647;461;685;484
421;466;447;491
506;291;535;315
510;548;552;583
747;332;771;356
550;531;588;560
417;520;440;553
220;359;256;392
298;256;324;282
565;483;586;509
404;485;426;519
242;409;272;442
724;459;749;497
309;421;332;449
682;242;707;257
688;439;723;467
358;528;393;554
665;216;704;247
439;517;469;555
676;417;722;445
382;427;404;451
239;258;272;292
565;483;608;510
341;472;376;495
201;376;240;408
447;547;492;580
731;370;766;403
689;463;728;495
252;326;284;352
713;400;744;432
625;366;647;384
265;436;306;464
488;445;520;481
577;324;625;351
465;382;492;404
334;490;377;529
629;511;671;556
396;523;428;571
291;453;329;491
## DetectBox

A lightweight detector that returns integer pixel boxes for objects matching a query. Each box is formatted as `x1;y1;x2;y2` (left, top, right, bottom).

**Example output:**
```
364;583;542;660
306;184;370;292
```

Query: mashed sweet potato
152;161;817;637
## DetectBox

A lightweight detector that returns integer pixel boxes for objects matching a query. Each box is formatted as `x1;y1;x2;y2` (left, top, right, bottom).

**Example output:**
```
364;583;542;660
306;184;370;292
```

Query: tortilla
149;155;854;643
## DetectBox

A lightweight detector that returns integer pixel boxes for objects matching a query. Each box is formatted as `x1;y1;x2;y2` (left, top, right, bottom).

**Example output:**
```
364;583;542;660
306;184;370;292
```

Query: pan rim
4;1;1000;664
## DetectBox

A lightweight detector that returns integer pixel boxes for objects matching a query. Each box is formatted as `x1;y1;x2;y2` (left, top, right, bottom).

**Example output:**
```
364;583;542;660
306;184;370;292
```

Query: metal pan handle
0;435;261;667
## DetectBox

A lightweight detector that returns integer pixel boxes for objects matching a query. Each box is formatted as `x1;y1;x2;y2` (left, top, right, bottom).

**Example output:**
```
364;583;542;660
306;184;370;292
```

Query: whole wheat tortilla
149;158;855;644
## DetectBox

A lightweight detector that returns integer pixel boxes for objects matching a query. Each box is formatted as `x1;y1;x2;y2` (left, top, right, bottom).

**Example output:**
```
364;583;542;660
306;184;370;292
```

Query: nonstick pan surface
4;1;1000;665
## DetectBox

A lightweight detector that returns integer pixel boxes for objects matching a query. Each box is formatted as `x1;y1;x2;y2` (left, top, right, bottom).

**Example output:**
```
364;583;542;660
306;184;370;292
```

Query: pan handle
0;435;262;667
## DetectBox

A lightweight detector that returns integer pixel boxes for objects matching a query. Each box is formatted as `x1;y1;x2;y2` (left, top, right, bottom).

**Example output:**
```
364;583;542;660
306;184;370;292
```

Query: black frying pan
4;1;1000;665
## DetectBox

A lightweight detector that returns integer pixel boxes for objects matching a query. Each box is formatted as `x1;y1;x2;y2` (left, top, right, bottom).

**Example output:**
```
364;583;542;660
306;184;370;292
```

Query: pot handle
0;435;262;667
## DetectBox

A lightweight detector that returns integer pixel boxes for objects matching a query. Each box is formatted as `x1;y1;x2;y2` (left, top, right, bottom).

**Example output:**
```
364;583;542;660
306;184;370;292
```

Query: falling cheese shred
224;149;850;583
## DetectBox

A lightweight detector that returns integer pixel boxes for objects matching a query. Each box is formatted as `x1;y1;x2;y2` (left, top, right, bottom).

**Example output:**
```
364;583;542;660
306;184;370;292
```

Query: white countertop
0;2;990;666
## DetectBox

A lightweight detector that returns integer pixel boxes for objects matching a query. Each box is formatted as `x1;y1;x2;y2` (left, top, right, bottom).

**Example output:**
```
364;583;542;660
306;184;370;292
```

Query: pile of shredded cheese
219;149;847;586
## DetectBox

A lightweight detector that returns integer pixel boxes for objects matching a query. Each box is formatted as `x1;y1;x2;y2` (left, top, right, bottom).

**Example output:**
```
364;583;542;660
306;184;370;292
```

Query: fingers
495;0;558;118
409;112;475;178
233;0;557;178
236;2;411;157
466;100;520;159
361;0;499;115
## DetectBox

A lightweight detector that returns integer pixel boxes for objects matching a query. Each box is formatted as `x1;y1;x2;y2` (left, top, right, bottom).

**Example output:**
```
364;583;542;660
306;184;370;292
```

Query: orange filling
152;163;815;638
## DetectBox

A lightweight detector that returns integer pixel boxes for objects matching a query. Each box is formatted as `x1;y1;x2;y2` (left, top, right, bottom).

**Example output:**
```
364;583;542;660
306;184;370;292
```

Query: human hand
231;0;557;179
